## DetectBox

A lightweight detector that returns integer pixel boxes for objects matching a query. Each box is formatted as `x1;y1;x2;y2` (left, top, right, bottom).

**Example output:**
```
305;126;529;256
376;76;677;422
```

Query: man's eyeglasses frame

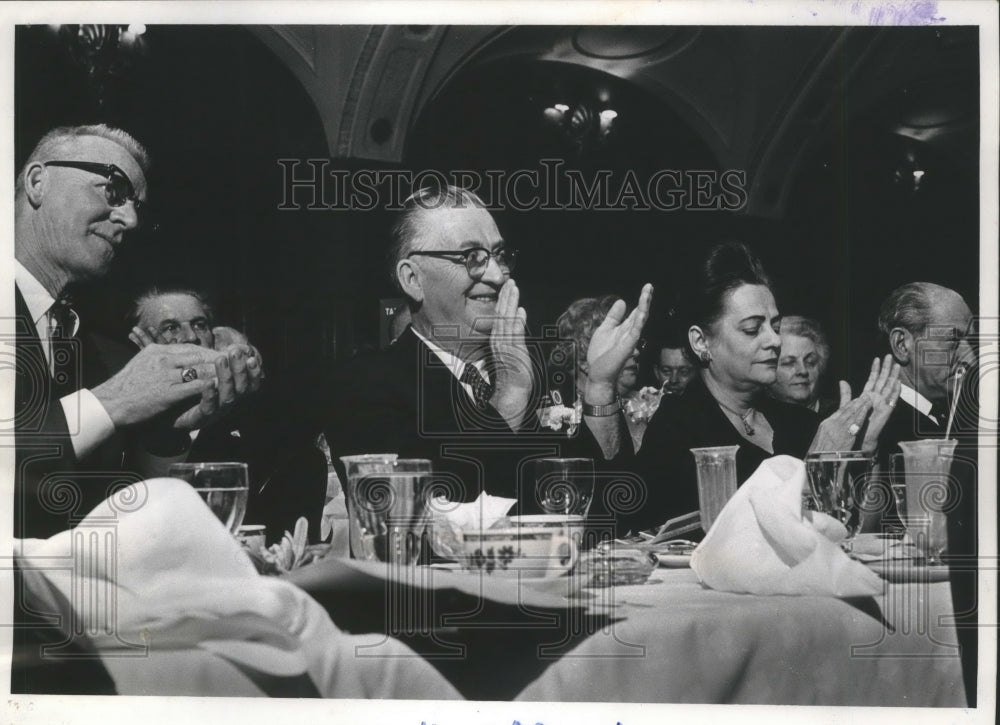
43;160;146;217
407;247;516;279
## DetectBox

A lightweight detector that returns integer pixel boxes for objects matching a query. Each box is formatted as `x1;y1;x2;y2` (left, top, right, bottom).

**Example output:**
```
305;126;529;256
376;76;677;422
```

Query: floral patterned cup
457;526;577;578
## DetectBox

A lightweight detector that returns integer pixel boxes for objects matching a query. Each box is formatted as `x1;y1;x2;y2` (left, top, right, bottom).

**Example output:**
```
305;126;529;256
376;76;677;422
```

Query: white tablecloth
14;478;461;699
517;565;966;705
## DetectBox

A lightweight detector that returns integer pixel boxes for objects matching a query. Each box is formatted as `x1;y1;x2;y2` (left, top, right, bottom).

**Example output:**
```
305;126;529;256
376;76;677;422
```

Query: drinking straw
944;362;968;440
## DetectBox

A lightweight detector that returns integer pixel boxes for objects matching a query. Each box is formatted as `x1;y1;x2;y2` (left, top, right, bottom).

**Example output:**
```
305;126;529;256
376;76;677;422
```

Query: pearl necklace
716;399;756;436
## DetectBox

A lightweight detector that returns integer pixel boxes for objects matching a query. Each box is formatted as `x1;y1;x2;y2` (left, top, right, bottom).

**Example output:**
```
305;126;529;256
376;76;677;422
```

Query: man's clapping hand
92;343;262;431
130;323;263;371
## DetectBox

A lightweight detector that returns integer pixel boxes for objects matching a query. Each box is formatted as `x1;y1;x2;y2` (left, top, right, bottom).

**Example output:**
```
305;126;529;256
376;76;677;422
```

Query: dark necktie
47;297;78;394
460;363;494;410
47;297;76;341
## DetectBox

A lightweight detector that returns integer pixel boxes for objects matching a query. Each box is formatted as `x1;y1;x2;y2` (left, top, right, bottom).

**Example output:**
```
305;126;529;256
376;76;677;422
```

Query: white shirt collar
899;383;937;422
14;259;56;327
410;326;488;382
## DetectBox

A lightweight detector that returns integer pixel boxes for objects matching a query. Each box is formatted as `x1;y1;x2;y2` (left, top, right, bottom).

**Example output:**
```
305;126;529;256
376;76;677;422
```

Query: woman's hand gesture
809;355;901;453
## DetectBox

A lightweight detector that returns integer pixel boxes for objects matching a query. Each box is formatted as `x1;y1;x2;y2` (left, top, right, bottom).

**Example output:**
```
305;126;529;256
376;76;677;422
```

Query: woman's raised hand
809;355;901;453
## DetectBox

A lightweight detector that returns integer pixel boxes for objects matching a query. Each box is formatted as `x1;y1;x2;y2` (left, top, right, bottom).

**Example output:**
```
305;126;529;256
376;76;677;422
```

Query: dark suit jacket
866;397;953;531
322;327;624;512
13;286;134;539
874;396;944;468
630;378;819;533
12;286;126;694
871;386;978;704
14;285;326;543
180;402;328;544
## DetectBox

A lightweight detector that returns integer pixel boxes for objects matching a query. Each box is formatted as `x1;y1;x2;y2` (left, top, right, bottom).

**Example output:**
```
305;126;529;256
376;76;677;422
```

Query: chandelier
50;24;148;105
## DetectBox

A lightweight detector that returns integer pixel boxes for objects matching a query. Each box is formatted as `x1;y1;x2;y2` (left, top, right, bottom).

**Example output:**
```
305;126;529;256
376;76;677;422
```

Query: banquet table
288;542;968;706
12;477;970;705
517;566;965;704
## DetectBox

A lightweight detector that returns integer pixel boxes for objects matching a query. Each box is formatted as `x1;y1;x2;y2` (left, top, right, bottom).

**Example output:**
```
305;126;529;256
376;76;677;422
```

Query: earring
699;351;712;363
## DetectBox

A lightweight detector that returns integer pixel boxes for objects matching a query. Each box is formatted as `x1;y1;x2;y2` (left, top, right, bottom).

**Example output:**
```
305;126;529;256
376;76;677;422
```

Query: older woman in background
553;295;649;451
769;315;837;416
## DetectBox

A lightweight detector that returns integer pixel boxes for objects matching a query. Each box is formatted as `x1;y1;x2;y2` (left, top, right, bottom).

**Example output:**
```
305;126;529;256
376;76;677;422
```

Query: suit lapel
14;285;46;357
397;327;508;434
14;286;56;422
898;398;944;438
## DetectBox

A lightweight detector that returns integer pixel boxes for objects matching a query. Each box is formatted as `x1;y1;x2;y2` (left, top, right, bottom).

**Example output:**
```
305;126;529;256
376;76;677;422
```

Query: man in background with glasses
323;185;648;503
866;281;979;705
127;284;326;543
873;281;976;459
11;124;261;540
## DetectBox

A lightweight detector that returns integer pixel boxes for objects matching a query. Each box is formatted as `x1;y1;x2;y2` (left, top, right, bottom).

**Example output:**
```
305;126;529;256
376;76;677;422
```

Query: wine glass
804;451;875;550
528;457;595;516
169;462;249;534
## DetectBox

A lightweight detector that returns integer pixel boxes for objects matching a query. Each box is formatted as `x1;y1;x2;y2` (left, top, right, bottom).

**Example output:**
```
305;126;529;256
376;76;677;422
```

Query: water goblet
804;451;875;550
169;462;249;534
346;458;433;565
527;457;595;516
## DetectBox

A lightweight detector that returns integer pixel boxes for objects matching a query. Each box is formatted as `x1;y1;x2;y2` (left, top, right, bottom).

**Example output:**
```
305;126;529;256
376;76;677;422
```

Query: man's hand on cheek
490;279;533;429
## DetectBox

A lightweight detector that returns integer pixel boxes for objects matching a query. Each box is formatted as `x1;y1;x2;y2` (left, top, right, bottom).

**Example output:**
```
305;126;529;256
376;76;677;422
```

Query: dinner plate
422;562;462;572
863;558;949;583
655;553;693;568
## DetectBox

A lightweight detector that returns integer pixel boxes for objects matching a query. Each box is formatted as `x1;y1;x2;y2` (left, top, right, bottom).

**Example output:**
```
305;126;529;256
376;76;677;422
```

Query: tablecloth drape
14;477;462;699
516;567;966;705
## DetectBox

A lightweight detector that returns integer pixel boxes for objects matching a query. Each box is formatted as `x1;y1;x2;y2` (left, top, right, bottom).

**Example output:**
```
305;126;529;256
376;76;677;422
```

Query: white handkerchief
690;456;883;597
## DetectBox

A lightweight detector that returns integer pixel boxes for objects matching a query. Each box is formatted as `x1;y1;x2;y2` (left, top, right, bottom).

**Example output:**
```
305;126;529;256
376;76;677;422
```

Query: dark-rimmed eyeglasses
408;247;516;279
44;160;146;218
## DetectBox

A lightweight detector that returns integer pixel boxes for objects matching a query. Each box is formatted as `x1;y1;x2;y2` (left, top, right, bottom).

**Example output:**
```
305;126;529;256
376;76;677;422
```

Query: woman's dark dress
624;379;820;533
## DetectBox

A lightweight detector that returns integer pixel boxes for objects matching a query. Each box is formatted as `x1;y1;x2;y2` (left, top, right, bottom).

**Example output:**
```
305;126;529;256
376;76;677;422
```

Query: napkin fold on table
690;455;883;597
14;477;461;698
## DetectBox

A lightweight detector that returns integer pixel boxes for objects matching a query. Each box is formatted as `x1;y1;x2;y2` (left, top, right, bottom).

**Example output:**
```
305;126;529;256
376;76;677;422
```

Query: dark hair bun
682;241;772;361
702;242;769;286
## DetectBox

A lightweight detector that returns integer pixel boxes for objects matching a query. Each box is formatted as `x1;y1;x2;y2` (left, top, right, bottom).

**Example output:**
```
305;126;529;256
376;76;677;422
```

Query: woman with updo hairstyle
624;242;900;534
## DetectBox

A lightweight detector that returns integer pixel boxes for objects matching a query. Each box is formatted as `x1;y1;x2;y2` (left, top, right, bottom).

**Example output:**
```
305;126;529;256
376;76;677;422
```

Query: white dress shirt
410;327;490;403
15;260;115;460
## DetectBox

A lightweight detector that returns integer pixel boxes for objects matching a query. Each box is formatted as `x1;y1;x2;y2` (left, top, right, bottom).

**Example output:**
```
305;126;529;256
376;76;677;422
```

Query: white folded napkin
15;478;461;698
428;491;518;559
690;456;883;597
430;490;518;529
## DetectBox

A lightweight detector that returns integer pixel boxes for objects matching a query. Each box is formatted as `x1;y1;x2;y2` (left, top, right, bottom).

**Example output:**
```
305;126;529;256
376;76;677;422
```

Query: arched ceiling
251;25;977;219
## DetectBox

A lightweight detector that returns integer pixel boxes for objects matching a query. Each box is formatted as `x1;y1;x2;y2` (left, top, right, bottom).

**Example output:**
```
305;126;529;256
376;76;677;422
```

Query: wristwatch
582;397;623;417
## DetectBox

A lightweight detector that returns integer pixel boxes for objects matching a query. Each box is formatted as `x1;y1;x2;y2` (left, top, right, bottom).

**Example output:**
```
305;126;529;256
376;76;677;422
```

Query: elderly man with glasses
12;124;261;539
323;185;649;506
876;282;979;704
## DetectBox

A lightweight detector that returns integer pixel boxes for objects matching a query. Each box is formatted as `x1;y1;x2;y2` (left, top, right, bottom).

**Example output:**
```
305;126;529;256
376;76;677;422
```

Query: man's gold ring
181;367;198;383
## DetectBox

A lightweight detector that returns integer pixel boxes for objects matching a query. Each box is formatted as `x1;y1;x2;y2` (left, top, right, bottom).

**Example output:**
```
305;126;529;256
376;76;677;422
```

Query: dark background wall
15;25;980;400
